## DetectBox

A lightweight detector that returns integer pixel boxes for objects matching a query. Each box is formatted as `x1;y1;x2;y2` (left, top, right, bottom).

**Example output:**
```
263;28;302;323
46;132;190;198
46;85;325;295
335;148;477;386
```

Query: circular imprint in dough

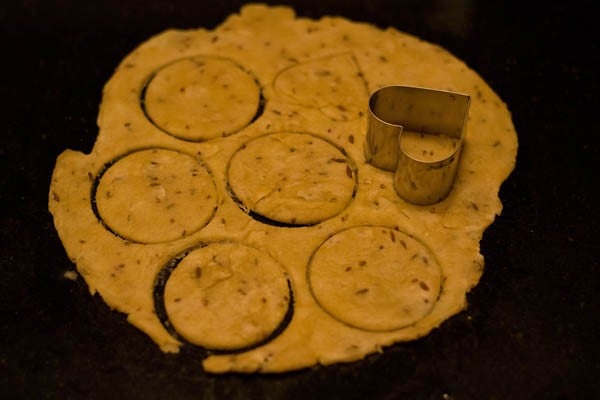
94;148;218;243
142;57;262;141
227;132;357;226
163;242;292;351
307;226;442;331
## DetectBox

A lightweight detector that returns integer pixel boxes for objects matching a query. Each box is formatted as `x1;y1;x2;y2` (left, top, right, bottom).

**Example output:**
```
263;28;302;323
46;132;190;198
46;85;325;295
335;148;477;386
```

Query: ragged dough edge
48;3;518;373
49;150;183;353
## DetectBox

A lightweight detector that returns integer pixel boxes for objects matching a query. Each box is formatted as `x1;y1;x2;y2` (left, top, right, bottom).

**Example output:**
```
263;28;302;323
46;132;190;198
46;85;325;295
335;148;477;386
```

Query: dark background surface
1;1;598;399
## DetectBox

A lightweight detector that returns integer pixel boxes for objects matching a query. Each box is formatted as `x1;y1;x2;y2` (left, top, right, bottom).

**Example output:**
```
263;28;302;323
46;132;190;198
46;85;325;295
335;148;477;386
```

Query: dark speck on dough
346;165;353;178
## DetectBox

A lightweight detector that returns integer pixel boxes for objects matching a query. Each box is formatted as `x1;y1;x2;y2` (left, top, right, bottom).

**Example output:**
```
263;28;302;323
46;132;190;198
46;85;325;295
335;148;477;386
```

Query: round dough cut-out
95;148;218;243
227;132;356;225
164;242;291;350
143;57;261;141
308;226;442;331
273;53;368;121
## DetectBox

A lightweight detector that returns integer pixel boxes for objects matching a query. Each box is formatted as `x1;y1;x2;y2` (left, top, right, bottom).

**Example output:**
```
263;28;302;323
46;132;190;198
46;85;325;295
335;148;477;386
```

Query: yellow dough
227;132;356;225
143;56;261;141
95;148;217;243
308;226;442;331
49;4;517;373
164;242;290;350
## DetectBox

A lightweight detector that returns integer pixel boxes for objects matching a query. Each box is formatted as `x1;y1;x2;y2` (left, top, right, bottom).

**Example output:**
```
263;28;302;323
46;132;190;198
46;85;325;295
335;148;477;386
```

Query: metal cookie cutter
365;85;470;205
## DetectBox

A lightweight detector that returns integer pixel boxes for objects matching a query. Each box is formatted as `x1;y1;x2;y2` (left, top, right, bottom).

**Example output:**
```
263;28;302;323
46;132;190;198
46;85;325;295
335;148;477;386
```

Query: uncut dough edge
48;4;518;374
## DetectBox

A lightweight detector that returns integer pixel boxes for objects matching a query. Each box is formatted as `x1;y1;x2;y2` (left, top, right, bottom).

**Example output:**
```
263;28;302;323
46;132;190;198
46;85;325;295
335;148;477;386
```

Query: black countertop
1;1;598;399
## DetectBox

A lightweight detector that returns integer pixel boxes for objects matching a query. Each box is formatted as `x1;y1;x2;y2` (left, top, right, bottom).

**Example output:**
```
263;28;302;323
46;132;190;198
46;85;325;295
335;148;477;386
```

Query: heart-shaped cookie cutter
365;85;470;205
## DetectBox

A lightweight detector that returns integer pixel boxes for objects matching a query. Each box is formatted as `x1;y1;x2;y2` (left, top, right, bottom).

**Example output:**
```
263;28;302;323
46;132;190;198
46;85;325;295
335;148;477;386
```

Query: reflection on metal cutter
365;85;470;205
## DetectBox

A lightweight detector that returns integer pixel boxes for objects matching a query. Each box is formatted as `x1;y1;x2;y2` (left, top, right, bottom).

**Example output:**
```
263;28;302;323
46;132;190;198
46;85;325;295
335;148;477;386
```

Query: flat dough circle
164;242;290;350
308;226;442;331
273;53;368;121
95;149;217;243
227;132;356;225
143;57;261;141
